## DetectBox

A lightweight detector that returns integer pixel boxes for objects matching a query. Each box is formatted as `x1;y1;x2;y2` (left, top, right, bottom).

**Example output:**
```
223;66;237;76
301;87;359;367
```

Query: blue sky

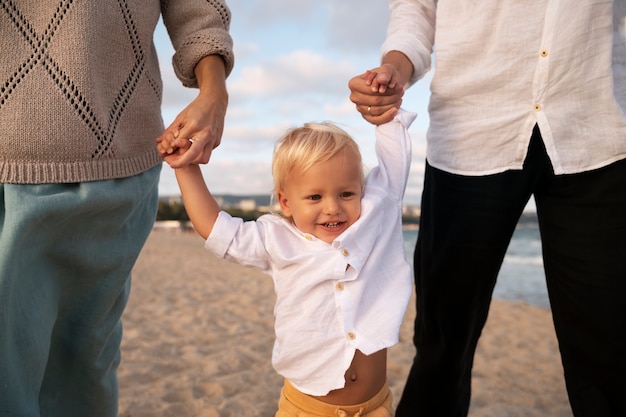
154;0;432;206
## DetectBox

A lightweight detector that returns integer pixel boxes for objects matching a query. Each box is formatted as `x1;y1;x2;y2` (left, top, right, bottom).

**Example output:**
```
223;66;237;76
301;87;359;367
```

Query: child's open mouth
322;222;344;228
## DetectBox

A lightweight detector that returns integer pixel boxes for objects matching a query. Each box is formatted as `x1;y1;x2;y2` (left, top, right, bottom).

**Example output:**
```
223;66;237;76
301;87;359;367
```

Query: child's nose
324;198;341;215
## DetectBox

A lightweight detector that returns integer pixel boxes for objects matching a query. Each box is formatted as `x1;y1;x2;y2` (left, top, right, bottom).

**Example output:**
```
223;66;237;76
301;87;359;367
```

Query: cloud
220;122;290;152
154;2;430;206
325;2;389;52
158;158;274;197
227;0;318;27
227;0;389;55
228;49;356;100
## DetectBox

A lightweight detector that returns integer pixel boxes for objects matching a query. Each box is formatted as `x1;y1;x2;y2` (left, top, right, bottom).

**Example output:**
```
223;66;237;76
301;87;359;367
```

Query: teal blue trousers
0;164;160;417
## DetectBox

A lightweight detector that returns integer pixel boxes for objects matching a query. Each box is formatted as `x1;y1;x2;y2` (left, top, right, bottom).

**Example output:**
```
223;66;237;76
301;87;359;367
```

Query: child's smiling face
277;148;363;244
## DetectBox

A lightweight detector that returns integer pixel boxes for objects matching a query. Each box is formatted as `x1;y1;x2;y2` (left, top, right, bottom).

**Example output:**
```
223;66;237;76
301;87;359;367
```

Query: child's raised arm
174;165;220;240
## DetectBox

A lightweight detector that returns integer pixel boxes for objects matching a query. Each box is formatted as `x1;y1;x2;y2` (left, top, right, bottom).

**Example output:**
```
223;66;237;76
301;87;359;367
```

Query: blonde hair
271;122;364;195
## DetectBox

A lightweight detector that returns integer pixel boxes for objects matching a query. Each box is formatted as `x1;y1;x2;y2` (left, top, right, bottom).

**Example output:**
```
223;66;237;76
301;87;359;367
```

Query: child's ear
277;190;292;217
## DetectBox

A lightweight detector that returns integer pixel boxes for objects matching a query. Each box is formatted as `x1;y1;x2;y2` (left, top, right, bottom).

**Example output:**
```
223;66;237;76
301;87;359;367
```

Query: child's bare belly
312;348;387;405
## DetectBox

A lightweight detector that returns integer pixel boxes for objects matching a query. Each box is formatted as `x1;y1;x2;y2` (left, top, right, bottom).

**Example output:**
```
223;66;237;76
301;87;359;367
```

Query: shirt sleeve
161;0;234;87
369;109;417;200
204;211;272;272
381;0;436;86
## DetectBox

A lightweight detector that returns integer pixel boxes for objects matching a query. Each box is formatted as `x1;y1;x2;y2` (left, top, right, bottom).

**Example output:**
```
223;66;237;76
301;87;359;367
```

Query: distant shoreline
156;195;538;228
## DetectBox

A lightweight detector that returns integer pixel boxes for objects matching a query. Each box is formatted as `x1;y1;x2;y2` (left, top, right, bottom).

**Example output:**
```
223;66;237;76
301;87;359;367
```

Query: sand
118;229;573;417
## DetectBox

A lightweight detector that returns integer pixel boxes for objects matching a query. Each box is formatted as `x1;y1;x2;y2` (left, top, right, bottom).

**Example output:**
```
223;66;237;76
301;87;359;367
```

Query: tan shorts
275;380;394;417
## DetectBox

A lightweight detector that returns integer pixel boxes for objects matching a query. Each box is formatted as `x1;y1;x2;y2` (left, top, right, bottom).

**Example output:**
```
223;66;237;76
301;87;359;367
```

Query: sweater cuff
173;29;234;88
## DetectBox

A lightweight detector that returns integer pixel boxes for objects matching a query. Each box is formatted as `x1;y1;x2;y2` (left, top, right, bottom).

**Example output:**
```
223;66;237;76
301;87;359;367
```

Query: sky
154;0;433;206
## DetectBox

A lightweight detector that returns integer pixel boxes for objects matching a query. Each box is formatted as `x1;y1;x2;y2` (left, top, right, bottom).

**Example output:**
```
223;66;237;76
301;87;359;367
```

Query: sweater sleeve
161;0;234;87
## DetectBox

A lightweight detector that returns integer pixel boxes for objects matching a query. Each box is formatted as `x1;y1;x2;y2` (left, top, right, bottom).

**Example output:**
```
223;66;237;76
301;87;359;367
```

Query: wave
503;255;544;266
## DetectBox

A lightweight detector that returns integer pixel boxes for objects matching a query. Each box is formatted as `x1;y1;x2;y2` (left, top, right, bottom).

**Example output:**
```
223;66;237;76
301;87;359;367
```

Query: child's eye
307;194;322;201
340;192;355;198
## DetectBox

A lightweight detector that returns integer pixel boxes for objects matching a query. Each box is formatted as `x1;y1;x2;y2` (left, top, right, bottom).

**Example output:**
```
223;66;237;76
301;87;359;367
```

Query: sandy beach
118;229;573;417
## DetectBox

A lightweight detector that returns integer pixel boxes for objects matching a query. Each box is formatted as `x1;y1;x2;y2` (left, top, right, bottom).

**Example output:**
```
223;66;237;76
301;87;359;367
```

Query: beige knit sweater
0;0;234;184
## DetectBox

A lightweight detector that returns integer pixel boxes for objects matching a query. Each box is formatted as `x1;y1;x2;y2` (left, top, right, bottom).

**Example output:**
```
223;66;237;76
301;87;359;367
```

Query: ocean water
402;223;550;309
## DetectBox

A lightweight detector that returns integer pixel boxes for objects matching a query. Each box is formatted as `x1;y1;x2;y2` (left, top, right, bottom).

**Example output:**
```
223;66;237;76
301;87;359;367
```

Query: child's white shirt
205;109;416;396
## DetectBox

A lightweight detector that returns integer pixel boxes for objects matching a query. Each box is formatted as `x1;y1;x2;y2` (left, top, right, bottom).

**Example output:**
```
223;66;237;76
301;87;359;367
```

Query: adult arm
348;51;413;125
156;55;229;167
155;0;234;166
349;0;435;125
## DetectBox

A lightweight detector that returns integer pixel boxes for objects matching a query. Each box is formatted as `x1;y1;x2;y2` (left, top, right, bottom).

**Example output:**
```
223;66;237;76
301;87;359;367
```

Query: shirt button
533;103;542;111
347;332;356;340
304;234;313;241
540;49;549;57
336;282;344;291
341;249;349;257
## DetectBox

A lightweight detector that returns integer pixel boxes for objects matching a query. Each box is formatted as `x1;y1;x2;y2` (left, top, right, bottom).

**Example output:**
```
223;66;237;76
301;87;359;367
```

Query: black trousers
396;127;626;417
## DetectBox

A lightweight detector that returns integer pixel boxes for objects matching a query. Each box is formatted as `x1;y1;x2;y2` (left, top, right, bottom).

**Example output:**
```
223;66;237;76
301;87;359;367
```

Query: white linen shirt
382;0;626;175
205;110;416;396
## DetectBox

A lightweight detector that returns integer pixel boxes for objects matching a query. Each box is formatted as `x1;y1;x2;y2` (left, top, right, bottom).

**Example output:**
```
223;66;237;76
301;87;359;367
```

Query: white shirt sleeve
381;0;436;86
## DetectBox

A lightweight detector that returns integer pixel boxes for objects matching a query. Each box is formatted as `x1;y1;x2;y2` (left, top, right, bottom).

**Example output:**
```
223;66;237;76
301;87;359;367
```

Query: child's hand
156;129;186;157
349;65;404;125
155;77;227;168
157;136;196;167
363;64;402;94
